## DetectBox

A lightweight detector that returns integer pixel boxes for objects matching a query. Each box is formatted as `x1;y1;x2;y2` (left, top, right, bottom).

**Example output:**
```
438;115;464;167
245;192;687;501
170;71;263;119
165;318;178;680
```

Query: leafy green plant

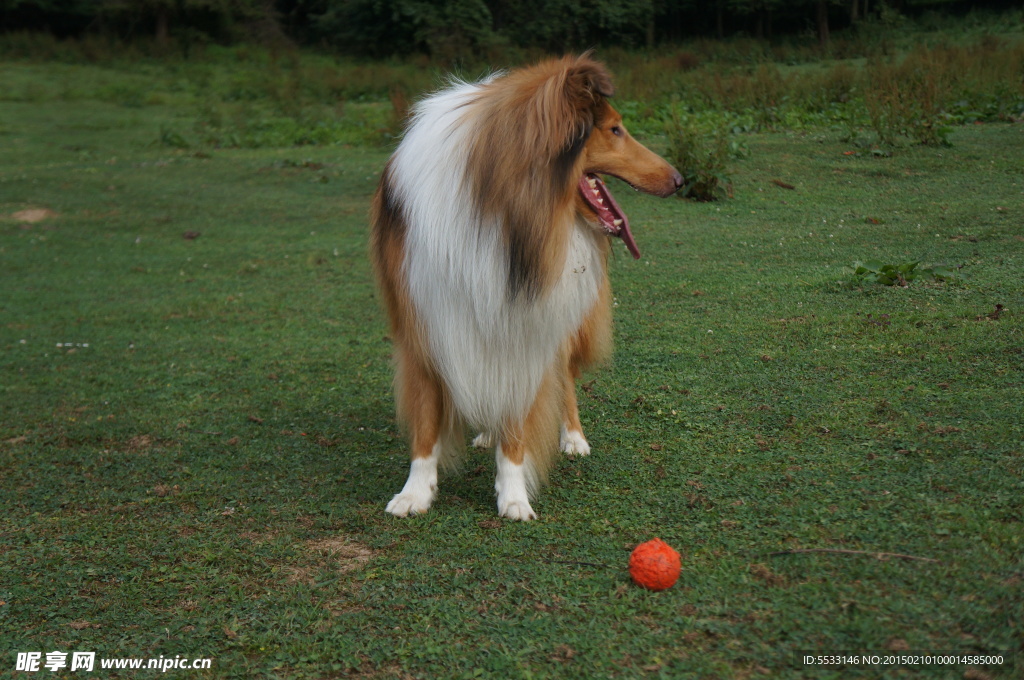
664;115;735;201
850;260;960;287
158;125;190;149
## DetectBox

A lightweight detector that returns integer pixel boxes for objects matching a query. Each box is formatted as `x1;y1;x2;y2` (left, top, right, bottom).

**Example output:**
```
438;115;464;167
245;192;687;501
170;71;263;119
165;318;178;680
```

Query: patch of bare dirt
10;208;57;223
307;537;375;573
283;537;376;585
126;434;155;452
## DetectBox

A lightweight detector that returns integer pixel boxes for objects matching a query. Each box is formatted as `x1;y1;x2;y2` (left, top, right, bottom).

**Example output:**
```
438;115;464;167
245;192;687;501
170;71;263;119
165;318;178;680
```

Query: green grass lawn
1;65;1022;679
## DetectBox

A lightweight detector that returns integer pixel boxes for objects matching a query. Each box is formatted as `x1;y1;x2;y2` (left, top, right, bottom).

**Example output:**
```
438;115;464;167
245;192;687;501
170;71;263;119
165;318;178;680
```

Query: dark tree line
1;0;1018;58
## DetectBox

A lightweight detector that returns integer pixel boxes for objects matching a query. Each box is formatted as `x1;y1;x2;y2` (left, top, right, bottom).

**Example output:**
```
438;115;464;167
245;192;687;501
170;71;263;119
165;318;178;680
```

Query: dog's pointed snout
659;167;684;197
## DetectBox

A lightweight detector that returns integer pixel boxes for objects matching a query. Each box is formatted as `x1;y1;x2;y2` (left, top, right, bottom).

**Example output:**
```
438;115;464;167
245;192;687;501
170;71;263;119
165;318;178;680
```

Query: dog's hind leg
471;432;495;448
386;347;448;517
559;361;590;457
561;267;612;456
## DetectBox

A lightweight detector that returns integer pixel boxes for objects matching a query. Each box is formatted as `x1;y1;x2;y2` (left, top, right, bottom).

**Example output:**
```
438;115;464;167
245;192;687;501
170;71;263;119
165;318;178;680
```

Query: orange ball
629;538;681;591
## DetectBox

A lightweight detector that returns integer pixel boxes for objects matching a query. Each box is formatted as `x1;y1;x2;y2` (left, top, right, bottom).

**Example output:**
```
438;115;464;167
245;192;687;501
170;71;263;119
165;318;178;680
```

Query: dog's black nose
671;169;684;189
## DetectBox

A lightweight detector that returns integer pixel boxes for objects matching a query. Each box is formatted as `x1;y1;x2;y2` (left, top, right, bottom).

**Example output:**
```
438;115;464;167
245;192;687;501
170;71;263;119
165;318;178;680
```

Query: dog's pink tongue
617;219;641;260
579;174;641;260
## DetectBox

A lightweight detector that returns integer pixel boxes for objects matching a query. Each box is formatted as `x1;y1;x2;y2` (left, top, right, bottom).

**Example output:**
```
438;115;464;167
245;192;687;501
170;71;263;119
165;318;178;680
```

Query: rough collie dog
370;54;681;520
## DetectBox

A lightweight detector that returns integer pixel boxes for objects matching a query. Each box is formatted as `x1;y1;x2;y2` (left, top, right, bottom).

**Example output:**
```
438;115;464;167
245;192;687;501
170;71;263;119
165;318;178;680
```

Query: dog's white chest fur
407;216;602;431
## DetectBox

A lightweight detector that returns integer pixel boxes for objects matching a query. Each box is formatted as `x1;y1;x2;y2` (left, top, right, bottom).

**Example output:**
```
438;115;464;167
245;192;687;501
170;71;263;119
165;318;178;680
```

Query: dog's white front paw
385;490;434;517
498;498;537;521
494;445;537;521
560;427;591;456
386;452;438;517
471;432;495;448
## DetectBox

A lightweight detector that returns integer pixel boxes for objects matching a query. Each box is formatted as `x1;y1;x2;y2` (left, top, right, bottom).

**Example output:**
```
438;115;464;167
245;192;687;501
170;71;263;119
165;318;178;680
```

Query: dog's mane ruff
465;54;614;299
384;56;609;440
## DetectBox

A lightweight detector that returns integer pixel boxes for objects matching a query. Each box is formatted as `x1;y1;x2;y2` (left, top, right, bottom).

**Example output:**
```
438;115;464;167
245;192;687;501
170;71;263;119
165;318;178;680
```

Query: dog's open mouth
578;173;641;259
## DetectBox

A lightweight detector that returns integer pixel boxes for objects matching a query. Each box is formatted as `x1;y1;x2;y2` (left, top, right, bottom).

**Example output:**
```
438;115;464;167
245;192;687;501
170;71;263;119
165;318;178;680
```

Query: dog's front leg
386;443;440;517
494;441;537;521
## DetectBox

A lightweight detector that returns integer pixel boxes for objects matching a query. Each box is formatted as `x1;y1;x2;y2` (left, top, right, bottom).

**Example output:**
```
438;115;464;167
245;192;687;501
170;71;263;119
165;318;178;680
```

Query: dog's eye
610;126;623;137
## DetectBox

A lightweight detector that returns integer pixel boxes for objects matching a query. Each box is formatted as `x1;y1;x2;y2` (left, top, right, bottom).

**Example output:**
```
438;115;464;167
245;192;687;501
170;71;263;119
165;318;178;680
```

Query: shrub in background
664;114;735;202
864;49;953;146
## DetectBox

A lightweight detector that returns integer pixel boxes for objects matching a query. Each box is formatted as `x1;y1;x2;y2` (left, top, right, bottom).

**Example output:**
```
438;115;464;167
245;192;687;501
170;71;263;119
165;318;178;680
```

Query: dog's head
467;54;683;297
549;56;683;258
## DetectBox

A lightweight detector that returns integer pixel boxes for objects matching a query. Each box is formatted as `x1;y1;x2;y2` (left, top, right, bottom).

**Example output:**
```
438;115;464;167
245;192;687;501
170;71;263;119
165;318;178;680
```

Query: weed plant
849;260;961;287
664;115;735;202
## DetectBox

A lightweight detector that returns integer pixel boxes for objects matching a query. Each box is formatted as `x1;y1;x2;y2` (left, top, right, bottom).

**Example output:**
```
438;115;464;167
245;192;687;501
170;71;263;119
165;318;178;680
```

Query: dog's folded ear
551;55;614;155
486;53;614;162
472;53;614;163
564;56;615;108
